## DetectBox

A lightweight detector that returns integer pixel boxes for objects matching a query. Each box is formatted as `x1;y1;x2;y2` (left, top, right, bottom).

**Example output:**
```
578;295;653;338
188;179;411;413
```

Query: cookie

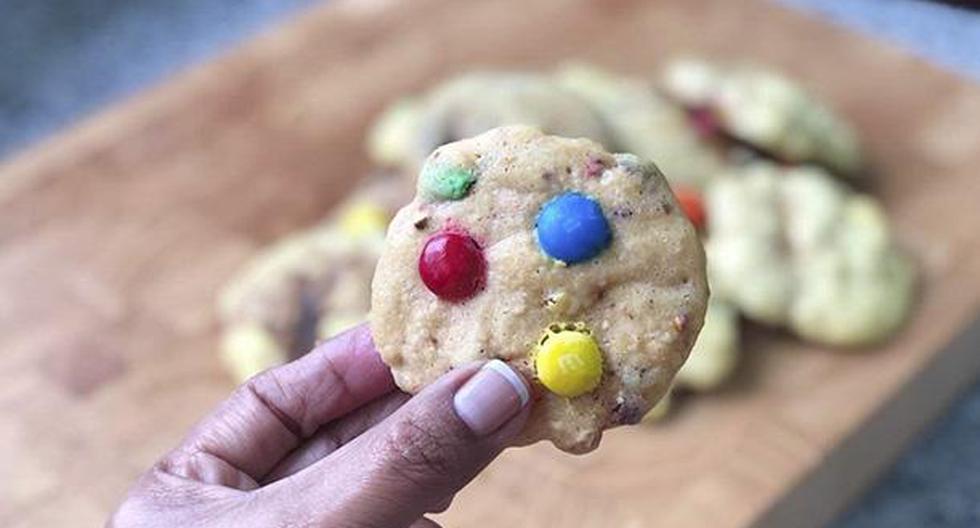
370;126;708;453
662;57;863;177
367;98;423;170
705;161;915;346
218;175;412;382
556;64;726;189
675;295;739;391
367;72;612;174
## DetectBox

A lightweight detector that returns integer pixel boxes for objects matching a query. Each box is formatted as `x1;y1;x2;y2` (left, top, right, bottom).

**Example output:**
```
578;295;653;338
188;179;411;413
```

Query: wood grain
1;0;978;526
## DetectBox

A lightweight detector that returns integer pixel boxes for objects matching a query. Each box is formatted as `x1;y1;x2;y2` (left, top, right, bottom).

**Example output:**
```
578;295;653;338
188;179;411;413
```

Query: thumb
271;360;531;527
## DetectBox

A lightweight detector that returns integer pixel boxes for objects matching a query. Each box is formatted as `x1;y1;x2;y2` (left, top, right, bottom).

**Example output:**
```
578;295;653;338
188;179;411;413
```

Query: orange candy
674;187;706;231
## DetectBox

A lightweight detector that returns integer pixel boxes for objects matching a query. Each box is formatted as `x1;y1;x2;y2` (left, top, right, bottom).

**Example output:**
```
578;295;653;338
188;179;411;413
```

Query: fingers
430;494;455;514
262;390;411;483
163;324;395;486
410;518;443;528
269;360;530;527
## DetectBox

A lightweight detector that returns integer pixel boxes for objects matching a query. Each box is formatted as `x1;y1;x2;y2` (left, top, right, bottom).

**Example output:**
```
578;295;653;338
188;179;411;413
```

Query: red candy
418;230;486;302
687;106;722;139
674;187;706;231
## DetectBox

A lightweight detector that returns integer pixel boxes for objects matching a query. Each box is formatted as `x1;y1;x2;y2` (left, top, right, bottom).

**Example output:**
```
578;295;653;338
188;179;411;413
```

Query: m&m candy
673;187;706;231
535;325;604;397
339;202;389;237
535;191;612;264
687;106;722;139
420;163;477;201
418;230;486;302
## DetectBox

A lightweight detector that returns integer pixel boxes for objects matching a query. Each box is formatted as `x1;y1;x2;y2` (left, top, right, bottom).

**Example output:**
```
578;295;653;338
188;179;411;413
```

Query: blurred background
1;0;978;527
2;0;979;160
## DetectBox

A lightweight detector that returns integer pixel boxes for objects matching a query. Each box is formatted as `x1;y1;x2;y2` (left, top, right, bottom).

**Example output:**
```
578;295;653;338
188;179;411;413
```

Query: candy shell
535;325;604;397
418;230;486;302
421;164;476;201
535;191;612;264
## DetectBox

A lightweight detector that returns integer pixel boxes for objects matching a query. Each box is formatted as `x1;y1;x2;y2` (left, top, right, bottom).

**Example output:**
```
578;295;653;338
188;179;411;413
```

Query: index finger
164;323;396;484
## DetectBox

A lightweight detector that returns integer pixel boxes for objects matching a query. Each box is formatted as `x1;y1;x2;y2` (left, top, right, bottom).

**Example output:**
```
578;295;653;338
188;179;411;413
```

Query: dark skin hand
109;324;532;527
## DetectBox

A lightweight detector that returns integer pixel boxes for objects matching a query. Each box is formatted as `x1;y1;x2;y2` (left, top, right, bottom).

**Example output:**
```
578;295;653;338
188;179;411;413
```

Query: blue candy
535;191;612;264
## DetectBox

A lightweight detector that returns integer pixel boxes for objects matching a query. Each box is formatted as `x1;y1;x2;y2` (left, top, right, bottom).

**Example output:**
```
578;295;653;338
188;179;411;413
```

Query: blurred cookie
367;72;612;174
371;126;708;453
367;98;423;170
705;161;915;346
556;64;725;189
218;175;412;382
675;296;739;390
662;57;863;177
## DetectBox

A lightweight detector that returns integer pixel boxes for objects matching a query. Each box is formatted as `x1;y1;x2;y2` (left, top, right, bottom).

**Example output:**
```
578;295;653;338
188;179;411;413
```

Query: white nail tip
485;359;530;406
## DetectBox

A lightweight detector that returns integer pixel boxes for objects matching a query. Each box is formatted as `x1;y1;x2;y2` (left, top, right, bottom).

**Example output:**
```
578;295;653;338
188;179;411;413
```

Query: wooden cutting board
2;0;979;526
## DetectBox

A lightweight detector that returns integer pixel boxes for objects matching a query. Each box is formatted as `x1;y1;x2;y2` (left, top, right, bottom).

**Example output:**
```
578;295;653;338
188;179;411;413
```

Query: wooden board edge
755;316;980;528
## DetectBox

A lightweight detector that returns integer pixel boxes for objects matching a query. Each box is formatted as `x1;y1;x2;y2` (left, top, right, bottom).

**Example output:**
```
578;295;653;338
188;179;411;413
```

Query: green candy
421;164;476;201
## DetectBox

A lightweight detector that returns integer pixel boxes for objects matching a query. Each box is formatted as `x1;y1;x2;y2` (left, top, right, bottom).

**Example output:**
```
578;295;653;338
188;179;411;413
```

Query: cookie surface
218;175;411;381
371;126;708;453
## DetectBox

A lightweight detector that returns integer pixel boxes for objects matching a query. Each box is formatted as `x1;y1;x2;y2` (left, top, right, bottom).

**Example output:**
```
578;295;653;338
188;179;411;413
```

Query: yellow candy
339;202;389;237
317;312;365;340
534;324;603;397
220;324;285;383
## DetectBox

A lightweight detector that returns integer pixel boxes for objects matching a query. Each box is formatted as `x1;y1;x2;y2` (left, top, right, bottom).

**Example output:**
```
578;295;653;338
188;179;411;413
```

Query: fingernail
453;360;530;436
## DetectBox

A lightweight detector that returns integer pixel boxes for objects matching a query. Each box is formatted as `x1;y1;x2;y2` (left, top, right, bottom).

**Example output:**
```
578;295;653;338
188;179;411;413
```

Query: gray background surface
1;0;978;525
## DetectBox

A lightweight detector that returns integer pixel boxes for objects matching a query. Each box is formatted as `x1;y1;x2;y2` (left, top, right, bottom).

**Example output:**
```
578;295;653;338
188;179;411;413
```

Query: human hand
109;324;531;527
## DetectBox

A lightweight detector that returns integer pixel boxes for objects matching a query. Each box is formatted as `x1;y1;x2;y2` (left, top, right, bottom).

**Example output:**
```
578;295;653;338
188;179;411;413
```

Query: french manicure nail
453;360;530;436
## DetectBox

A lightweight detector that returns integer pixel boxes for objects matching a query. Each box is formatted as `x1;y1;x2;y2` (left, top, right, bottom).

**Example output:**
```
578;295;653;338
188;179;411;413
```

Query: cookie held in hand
370;126;708;453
